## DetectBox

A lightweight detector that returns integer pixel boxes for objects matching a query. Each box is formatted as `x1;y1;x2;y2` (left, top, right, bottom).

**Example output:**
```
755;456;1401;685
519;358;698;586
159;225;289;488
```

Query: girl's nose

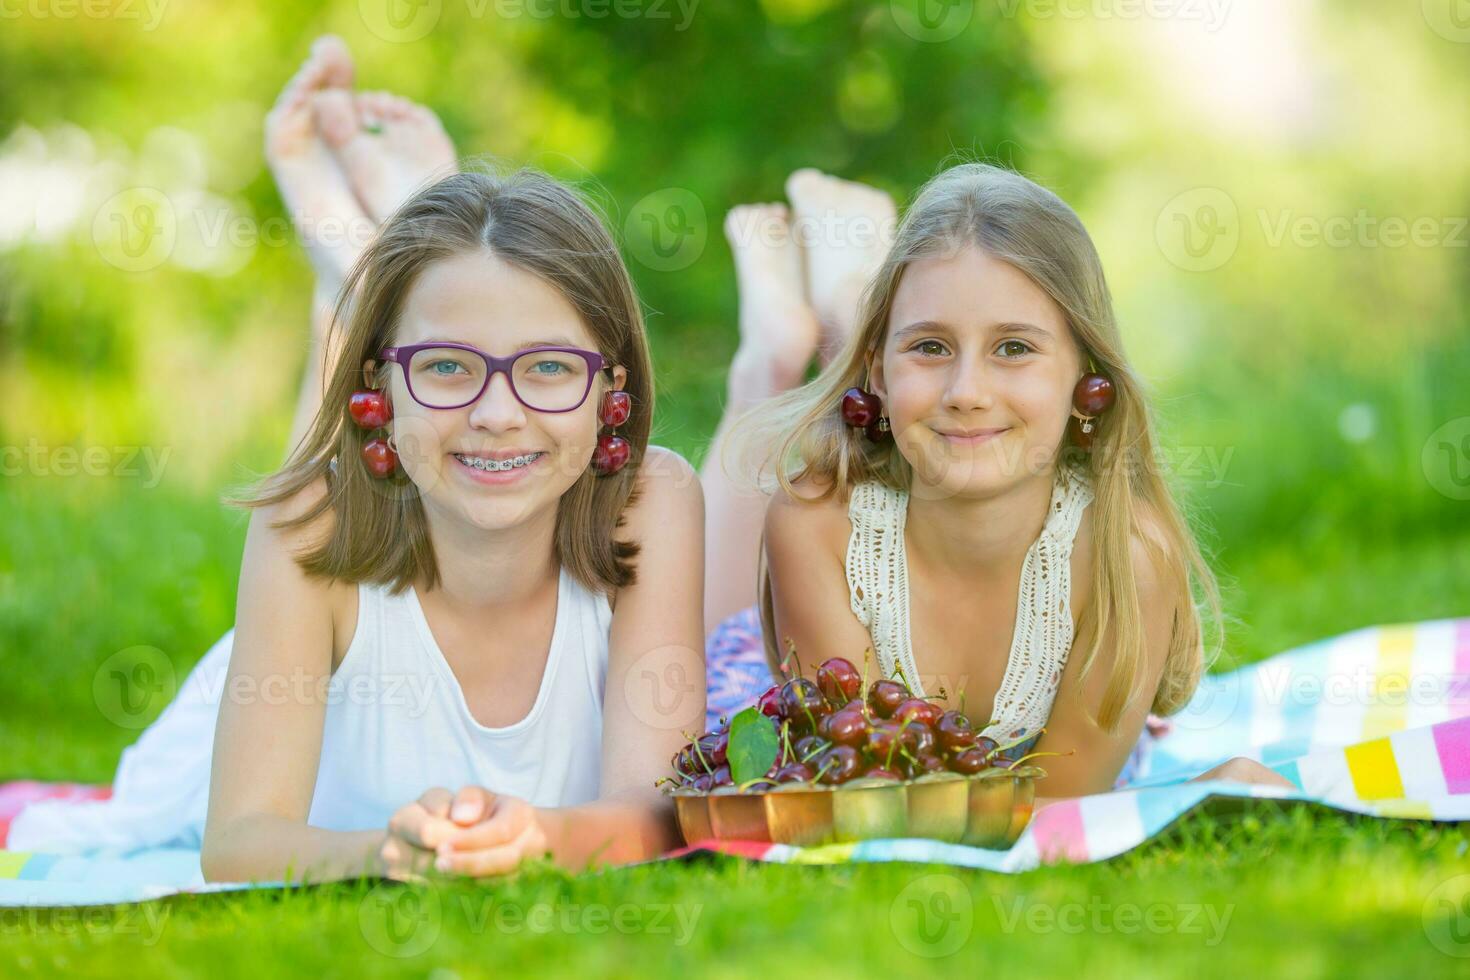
467;372;528;431
943;355;995;413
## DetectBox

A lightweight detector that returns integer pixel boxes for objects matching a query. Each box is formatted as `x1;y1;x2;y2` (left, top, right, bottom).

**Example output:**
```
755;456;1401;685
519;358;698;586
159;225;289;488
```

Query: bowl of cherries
662;656;1048;849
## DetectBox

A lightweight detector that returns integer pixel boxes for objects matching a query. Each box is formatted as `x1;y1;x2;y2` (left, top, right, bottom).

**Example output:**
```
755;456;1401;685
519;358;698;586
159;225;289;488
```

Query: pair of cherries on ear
348;390;397;478
839;372;1116;449
346;388;633;478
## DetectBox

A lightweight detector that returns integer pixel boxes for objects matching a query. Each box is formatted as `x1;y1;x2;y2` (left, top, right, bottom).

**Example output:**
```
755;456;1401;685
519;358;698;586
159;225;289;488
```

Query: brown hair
737;163;1223;733
237;167;653;597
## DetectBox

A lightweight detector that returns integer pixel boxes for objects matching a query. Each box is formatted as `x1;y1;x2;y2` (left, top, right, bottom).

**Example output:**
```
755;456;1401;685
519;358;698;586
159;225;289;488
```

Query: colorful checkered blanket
3;618;1466;906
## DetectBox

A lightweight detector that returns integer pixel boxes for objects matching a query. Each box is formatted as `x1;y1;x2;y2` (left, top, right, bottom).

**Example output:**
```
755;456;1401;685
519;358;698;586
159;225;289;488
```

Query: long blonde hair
236;167;654;597
737;163;1222;733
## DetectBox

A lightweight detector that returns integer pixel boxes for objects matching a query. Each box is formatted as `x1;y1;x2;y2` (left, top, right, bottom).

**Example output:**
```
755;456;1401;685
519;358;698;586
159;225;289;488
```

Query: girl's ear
610;365;628;391
867;347;888;401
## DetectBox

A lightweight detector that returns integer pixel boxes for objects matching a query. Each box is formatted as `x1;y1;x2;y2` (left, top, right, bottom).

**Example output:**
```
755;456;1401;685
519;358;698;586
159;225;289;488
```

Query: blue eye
529;360;568;375
428;360;466;375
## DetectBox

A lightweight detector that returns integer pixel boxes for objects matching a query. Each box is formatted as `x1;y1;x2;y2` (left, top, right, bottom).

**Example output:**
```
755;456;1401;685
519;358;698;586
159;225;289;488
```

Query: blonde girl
712;163;1290;799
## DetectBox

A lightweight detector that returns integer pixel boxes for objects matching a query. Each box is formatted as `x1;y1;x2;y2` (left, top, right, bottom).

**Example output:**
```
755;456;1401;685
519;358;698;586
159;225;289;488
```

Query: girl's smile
935;425;1012;447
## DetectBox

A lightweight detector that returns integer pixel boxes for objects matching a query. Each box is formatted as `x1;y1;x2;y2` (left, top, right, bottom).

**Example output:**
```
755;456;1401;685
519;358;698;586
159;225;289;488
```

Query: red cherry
900;721;936;756
893;698;942;728
821;709;868;747
935;711;977;752
815;745;862;785
709;764;733;788
867;679;908;718
910;752;948;777
773;762;814;784
1067;416;1096;451
361;438;398;478
592;434;631;474
696;730;729;768
949;747;990;775
1073;373;1115;417
973;735;999;760
862;766;904;781
864;720;905;765
780;678;830;730
840;387;881;427
816;657;862;703
793;734;830;764
348;390;392;429
673;745;701;776
691;772;715;792
601;389;632;427
756;685;785;719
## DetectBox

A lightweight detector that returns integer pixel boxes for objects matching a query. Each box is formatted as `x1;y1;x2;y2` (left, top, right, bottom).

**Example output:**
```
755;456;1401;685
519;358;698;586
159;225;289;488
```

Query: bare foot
785;168;896;365
724;203;820;396
264;34;374;293
314;87;457;225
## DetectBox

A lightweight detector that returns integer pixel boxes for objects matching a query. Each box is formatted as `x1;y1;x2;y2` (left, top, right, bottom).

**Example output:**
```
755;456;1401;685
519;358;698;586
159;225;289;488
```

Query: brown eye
915;340;949;357
998;340;1032;358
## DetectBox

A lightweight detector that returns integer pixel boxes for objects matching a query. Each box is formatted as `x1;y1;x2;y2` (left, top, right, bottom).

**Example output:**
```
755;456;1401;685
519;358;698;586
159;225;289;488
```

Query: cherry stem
780;636;805;680
1006;749;1071;770
690;738;714;774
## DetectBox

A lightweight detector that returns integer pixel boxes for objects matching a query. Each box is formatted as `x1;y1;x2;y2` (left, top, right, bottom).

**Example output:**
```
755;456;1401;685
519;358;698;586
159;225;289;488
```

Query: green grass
2;468;1468;975
3;809;1467;976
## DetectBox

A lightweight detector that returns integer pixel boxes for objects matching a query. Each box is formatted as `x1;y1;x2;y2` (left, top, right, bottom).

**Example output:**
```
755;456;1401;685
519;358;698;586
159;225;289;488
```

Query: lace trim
844;466;1095;743
845;481;920;692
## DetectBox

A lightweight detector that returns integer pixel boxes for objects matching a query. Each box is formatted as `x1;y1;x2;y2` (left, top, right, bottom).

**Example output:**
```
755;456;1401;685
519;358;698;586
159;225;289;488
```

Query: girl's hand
379;787;460;881
432;786;551;877
1189;756;1296;790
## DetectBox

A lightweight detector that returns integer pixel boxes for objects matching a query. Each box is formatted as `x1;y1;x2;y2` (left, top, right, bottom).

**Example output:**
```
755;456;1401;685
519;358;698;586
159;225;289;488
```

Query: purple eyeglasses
380;342;610;413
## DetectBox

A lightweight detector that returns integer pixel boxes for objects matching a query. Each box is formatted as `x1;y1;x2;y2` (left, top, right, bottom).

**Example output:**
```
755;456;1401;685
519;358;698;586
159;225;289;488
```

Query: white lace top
845;465;1095;744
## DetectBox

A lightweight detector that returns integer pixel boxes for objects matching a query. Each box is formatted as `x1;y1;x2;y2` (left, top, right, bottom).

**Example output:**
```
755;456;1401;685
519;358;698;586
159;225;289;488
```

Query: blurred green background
1;1;1467;782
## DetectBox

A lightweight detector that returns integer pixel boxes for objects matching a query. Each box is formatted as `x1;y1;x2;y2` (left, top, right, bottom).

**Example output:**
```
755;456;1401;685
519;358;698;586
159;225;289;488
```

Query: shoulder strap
981;465;1095;741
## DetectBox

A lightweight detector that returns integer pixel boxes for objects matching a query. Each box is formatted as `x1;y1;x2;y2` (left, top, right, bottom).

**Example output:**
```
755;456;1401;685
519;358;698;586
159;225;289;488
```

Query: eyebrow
892;320;1055;344
416;336;583;351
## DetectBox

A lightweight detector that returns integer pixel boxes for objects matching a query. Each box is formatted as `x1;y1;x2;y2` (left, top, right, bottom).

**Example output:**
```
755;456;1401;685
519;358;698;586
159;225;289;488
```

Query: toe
785;168;826;203
313;90;361;148
311;35;356;88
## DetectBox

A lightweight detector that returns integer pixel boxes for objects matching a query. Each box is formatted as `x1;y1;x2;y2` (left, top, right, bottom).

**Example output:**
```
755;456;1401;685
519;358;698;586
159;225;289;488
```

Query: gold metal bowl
671;766;1042;850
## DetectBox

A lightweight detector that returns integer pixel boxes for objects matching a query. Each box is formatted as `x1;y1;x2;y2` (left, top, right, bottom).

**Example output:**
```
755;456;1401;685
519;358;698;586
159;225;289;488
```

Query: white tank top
844;465;1094;745
8;566;612;854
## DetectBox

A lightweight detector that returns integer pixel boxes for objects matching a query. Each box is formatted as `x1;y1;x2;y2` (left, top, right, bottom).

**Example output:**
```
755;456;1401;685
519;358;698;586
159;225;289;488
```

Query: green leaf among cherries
727;706;780;784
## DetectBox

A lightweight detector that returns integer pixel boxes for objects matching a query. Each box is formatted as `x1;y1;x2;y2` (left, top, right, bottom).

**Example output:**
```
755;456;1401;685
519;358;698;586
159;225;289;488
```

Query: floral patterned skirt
703;605;1169;790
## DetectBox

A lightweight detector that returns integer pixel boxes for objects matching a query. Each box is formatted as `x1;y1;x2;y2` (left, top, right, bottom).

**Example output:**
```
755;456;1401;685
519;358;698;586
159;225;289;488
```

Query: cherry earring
841;364;891;444
592;389;632;475
1069;372;1115;452
349;388;397;477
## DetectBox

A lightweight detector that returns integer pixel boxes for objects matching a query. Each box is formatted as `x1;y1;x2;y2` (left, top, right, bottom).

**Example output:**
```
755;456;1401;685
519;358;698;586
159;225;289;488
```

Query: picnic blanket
3;617;1467;906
